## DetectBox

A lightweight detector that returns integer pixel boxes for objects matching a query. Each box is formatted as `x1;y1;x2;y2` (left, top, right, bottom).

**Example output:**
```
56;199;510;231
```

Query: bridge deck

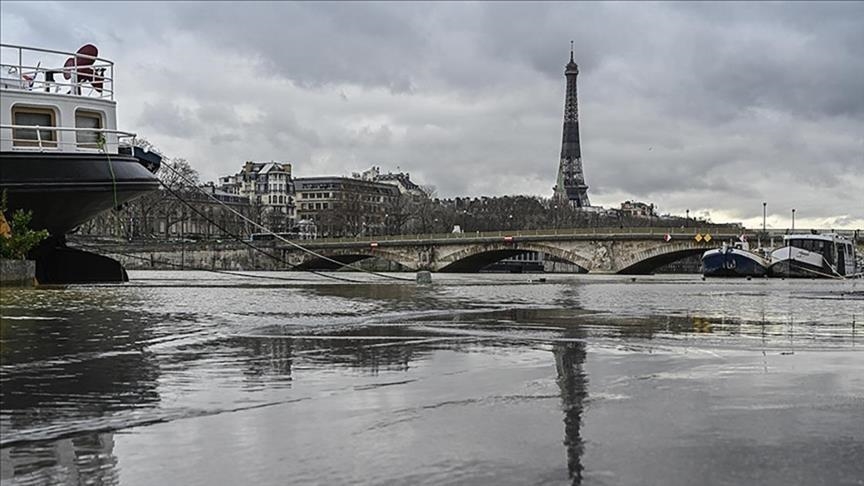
286;227;857;249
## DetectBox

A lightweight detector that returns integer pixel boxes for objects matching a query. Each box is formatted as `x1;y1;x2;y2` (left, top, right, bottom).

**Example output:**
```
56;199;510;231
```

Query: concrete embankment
67;238;406;272
70;238;289;271
0;259;37;287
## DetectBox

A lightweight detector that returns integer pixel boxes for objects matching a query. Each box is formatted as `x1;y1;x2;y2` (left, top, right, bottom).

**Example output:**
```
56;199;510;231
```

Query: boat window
75;110;103;148
11;106;57;147
790;239;826;253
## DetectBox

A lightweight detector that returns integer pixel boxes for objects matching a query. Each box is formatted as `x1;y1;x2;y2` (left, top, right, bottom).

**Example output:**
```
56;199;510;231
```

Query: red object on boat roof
63;44;98;80
76;44;98;62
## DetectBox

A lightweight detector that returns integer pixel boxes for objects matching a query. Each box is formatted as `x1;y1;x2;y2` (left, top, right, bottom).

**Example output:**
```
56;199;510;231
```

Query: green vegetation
0;192;49;260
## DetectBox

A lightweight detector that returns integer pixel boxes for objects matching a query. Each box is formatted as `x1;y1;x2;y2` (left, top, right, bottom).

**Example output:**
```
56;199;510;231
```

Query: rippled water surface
1;272;863;485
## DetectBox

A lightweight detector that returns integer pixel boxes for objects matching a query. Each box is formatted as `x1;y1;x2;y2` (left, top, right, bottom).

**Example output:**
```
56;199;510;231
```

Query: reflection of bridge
284;227;757;274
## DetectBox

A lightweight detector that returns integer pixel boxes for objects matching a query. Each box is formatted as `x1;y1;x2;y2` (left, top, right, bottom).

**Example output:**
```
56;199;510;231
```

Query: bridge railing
303;227;860;245
307;227;726;245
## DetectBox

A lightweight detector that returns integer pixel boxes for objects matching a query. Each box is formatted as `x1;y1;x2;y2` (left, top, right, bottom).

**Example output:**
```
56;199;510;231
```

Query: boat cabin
0;43;132;155
782;233;857;276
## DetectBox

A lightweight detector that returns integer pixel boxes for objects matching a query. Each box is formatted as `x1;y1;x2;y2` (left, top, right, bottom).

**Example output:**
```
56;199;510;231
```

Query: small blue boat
702;241;771;277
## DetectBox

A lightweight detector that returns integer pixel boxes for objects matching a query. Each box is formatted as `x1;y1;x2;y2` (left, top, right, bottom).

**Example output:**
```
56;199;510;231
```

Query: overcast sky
3;1;862;228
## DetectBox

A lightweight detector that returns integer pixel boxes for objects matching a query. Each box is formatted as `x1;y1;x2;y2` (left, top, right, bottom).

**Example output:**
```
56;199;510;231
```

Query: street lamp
762;202;767;233
759;201;767;249
789;208;795;274
686;209;690;226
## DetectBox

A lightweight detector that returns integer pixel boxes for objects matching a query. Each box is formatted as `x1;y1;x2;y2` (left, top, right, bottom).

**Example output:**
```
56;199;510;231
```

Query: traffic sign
664;233;672;242
704;234;712;243
694;233;703;242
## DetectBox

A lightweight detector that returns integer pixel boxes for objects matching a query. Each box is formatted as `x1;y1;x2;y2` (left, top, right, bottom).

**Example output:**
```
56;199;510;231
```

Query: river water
1;272;862;485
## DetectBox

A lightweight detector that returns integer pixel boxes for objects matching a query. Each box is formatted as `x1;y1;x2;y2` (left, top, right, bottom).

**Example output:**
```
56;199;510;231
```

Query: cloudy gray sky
3;1;862;228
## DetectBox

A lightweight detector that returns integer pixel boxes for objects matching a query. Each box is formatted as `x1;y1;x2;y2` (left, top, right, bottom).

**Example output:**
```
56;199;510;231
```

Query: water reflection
230;325;440;380
0;433;117;486
237;337;294;384
1;275;860;484
555;342;588;485
1;294;160;443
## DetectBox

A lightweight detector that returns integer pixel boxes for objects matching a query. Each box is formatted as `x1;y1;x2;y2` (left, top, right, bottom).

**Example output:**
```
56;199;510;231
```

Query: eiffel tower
553;42;591;208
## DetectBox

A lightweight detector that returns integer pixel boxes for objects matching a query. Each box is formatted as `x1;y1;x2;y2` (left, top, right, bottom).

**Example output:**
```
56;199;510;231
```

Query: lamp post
686;209;690;227
789;208;795;275
762;202;766;233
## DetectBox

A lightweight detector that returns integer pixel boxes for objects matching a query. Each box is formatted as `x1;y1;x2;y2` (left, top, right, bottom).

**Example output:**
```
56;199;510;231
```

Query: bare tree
383;193;414;234
126;157;200;238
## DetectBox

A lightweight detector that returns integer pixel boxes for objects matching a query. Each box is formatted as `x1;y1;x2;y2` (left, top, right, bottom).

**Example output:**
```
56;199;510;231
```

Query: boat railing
0;44;114;100
0;124;135;153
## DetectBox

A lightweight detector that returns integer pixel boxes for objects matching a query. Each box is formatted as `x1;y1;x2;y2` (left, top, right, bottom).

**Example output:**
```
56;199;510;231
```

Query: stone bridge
280;227;754;274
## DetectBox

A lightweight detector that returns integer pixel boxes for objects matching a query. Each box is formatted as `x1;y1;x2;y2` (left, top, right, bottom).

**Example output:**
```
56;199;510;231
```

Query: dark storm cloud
169;2;431;93
2;1;861;227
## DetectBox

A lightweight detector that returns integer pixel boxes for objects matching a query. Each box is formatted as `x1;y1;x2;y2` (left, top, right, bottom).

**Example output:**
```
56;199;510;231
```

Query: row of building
210;162;424;238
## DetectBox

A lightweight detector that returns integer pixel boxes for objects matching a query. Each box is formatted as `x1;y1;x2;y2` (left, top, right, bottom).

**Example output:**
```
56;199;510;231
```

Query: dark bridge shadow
617;248;705;275
439;249;526;272
293;254;374;271
293;253;410;271
439;250;588;273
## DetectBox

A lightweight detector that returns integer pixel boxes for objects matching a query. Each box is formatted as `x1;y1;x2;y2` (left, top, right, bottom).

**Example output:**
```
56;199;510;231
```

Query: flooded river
1;272;863;485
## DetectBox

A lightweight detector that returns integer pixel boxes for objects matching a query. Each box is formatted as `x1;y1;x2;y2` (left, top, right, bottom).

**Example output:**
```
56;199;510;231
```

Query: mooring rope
154;181;360;283
98;134;125;282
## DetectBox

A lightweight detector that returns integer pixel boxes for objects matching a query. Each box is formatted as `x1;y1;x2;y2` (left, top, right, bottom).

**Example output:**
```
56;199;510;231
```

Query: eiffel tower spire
553;41;590;208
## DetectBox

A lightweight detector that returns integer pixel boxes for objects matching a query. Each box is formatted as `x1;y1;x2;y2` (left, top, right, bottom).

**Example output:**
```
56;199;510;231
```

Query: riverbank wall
0;259;37;287
67;237;407;272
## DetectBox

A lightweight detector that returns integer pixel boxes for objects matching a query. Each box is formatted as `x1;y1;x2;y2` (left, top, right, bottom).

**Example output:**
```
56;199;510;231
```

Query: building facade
294;176;400;237
619;200;657;218
158;184;257;238
353;166;425;198
219;161;295;232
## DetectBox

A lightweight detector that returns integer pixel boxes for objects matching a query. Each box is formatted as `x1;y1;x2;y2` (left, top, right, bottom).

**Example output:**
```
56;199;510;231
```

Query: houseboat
769;233;859;278
701;240;771;277
1;43;161;282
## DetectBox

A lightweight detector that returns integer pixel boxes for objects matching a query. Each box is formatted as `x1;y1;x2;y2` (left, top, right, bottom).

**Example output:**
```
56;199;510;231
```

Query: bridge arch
436;242;591;273
291;248;413;271
615;242;708;274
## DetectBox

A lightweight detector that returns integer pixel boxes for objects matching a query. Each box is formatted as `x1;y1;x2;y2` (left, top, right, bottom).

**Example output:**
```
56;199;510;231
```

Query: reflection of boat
770;233;859;278
701;240;770;277
1;43;161;282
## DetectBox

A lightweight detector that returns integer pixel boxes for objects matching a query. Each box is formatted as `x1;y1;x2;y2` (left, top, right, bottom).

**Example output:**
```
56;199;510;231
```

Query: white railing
0;124;136;152
0;43;114;100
